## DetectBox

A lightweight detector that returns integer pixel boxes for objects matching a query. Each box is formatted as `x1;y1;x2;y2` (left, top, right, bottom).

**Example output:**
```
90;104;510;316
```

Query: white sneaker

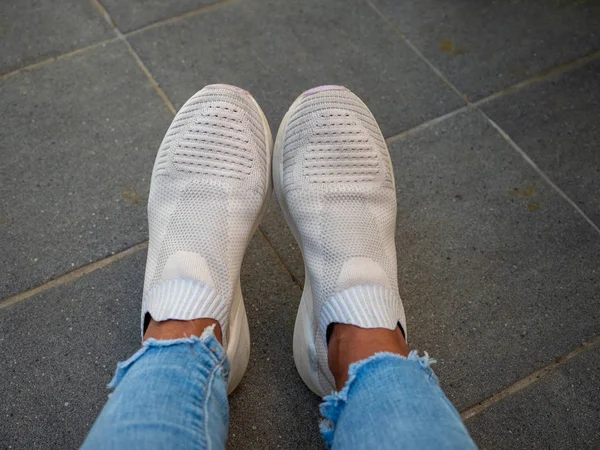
142;84;272;393
273;86;406;396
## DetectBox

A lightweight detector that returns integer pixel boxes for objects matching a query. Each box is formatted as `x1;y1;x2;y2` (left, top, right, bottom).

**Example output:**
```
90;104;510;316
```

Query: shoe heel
293;276;325;396
226;280;251;394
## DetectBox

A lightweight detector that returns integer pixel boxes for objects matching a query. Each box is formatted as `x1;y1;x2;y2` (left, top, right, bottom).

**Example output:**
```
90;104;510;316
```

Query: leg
82;321;228;450
328;324;408;389
323;324;476;449
82;84;272;448
274;86;476;448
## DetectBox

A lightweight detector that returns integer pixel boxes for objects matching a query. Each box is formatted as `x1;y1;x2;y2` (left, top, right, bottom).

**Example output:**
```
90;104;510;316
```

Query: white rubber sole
226;279;251;394
273;90;329;397
206;85;273;395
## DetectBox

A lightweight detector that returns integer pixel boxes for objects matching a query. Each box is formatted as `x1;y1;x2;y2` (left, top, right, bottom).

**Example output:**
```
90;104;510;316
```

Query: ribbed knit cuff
319;285;406;336
142;278;228;333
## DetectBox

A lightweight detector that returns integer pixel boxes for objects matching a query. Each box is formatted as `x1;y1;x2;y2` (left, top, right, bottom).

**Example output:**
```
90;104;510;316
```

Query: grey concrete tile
0;234;322;449
389;110;600;410
0;41;172;300
0;0;112;74
259;194;305;285
261;108;600;411
466;343;600;449
101;0;220;33
482;59;600;225
372;0;600;100
229;234;322;450
0;250;145;450
128;0;463;138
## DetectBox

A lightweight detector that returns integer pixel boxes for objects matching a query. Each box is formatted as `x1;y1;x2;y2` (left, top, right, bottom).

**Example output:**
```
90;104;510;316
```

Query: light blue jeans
82;328;476;449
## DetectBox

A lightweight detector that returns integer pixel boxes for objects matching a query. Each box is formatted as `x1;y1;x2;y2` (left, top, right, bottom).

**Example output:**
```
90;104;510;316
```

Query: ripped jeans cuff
108;324;227;390
319;350;437;448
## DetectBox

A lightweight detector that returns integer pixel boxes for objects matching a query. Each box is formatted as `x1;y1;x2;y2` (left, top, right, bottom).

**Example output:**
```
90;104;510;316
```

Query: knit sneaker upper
142;85;270;340
280;86;405;391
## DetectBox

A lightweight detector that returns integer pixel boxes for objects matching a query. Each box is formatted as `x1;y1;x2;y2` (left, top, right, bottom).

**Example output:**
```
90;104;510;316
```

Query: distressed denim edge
107;324;219;390
319;350;436;448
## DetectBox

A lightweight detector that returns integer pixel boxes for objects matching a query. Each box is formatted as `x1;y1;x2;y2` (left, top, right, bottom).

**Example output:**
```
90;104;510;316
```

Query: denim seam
202;357;227;450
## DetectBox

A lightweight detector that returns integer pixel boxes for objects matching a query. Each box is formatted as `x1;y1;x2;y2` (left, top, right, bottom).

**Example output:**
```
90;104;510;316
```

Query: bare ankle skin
328;324;409;390
143;318;223;344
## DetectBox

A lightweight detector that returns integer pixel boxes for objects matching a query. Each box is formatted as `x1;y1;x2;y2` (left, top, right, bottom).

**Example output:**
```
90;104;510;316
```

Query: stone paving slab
383;110;599;411
260;109;600;411
0;40;172;300
127;0;464;138
260;194;305;285
101;0;220;33
482;59;600;225
0;233;322;450
0;0;112;74
0;251;145;450
372;0;600;100
229;231;322;450
466;343;600;449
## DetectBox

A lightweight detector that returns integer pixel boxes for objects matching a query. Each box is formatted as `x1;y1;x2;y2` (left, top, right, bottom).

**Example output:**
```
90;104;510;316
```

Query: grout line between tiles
0;37;119;80
478;110;600;235
366;0;600;413
473;49;600;107
258;227;304;291
0;228;305;311
366;0;600;237
382;47;600;143
365;0;600;153
0;241;148;310
121;39;177;114
460;334;600;420
385;105;471;145
125;0;240;37
89;0;177;115
365;0;467;103
383;46;600;143
366;0;600;110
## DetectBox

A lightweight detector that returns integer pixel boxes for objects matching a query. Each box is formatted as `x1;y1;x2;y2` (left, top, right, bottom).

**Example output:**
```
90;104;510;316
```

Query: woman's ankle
143;318;223;344
328;323;408;390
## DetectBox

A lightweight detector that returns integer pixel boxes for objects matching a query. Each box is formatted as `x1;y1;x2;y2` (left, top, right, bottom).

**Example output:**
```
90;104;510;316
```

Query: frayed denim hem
319;350;437;448
108;324;222;390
